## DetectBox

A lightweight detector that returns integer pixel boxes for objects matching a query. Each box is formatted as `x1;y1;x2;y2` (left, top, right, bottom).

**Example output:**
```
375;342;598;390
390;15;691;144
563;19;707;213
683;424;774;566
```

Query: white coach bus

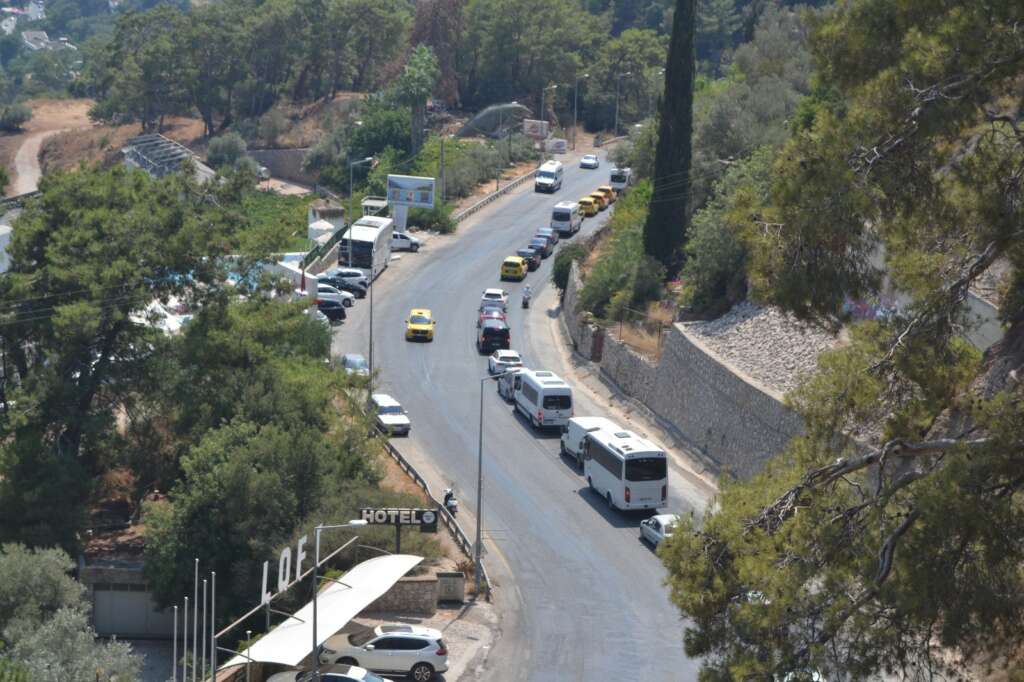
584;428;667;511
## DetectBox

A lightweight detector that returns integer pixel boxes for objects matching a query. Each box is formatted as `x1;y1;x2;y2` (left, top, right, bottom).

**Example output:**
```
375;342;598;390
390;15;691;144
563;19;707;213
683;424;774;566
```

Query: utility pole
614;72;632;137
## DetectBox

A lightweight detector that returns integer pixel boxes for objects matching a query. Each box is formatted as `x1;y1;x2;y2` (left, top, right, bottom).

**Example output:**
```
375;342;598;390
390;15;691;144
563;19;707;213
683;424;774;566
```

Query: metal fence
452;168;538;223
613;306;668;357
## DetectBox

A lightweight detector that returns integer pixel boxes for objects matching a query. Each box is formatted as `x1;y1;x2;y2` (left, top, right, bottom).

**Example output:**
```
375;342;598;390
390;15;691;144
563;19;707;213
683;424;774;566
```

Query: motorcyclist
522;285;532;308
443;488;458;515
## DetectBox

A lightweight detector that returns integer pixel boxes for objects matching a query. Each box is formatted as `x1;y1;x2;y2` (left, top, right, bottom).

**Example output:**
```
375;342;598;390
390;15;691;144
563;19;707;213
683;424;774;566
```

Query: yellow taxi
589;191;609;211
596;185;616;205
578;196;599;217
500;256;528;281
405;308;436;342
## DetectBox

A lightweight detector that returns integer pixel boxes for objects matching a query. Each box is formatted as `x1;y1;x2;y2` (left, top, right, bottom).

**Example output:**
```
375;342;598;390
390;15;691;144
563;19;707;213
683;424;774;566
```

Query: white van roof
569;416;619;432
371;393;402;408
588;428;664;459
524;369;570;389
539;160;563;172
554;201;578;210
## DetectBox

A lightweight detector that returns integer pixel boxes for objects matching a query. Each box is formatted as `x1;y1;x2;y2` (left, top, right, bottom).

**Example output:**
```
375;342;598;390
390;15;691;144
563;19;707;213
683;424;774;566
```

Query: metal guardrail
379;439;492;600
452;168;538;223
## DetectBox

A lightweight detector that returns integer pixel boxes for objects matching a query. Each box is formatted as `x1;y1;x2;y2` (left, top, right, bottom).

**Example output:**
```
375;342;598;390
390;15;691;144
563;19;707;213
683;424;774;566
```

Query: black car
517;247;541;271
529;237;552;258
477;319;510;353
317;299;347;322
319;276;367;299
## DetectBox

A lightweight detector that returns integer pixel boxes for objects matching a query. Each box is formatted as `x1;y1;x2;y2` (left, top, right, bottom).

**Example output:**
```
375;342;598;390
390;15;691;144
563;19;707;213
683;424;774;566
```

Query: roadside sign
386;175;436;209
522;119;550;140
545;138;567;154
360;507;438;533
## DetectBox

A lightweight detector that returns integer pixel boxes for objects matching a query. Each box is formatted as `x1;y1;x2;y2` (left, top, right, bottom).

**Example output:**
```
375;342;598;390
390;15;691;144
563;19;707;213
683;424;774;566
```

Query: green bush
408;203;455;234
207;131;248;168
552;242;587;292
0;103;31;132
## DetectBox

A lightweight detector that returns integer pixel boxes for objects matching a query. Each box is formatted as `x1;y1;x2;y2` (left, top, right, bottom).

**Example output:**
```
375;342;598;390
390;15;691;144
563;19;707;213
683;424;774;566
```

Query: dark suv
517;247;541;271
477;319;510;353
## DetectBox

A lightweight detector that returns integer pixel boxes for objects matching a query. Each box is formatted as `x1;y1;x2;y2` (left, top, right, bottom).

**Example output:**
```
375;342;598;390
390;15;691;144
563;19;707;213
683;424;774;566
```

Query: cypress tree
642;0;696;274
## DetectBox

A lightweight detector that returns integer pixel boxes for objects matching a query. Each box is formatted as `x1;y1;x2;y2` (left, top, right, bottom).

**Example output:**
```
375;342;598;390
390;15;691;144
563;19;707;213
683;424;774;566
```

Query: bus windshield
342;240;374;269
624;457;667;481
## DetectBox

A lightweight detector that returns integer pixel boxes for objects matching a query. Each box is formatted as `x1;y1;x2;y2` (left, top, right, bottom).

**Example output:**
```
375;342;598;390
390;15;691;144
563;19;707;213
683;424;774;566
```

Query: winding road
333;154;713;681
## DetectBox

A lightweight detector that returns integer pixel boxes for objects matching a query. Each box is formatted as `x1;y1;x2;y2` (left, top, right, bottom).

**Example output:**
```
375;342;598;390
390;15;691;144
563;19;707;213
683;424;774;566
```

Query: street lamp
573;73;589;151
312;520;369;681
474;369;519;597
614;72;633;137
347;156;375;268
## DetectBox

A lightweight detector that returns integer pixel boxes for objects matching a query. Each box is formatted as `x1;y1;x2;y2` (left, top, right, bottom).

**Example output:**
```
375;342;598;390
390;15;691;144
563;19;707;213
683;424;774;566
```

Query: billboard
386;174;436;209
545;138;568;154
522;119;550;140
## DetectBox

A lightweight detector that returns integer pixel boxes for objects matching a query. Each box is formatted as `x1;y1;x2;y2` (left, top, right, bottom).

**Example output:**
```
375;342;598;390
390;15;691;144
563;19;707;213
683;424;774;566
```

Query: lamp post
648;67;665;119
573;73;589;151
475;369;519;597
614;72;633;137
312;520;368;681
347;156;375;268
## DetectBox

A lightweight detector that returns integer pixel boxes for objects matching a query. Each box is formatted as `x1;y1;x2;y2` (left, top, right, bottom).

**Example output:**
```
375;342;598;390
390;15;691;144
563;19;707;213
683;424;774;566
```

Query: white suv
267;664;392;682
391;231;422;252
371;394;411;436
320;624;448;682
326;267;369;288
480;288;508;310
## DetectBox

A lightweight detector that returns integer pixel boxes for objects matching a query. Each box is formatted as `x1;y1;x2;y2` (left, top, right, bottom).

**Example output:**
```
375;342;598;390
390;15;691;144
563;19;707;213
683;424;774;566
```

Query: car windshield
345;356;368;369
625;457;667;481
348;630;375;647
530;240;546;247
517;250;534;258
378;404;405;415
410;315;431;325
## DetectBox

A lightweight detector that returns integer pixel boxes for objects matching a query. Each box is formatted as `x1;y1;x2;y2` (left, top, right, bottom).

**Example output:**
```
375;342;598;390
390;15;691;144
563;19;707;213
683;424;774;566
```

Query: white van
534;160;564;193
609;166;632;193
551;201;582;235
512;369;573;429
561;416;619;469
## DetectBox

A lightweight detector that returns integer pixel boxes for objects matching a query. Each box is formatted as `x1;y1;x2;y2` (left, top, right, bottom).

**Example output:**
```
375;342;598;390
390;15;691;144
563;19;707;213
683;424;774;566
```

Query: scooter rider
443;488;458;516
522;285;532;308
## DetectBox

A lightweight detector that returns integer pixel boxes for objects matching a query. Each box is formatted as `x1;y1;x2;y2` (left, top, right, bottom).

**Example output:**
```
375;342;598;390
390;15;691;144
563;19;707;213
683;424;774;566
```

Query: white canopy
223;554;422;669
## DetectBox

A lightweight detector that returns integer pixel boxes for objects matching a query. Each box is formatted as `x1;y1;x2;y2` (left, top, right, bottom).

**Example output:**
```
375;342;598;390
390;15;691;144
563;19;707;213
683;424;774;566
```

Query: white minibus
534;160;564;193
561;416;619;469
584;428;667;511
551;201;582;235
512;369;573;429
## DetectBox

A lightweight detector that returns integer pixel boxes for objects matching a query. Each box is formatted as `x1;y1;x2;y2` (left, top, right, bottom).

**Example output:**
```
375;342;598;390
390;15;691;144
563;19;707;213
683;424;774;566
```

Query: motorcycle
443;488;459;516
522;289;532;309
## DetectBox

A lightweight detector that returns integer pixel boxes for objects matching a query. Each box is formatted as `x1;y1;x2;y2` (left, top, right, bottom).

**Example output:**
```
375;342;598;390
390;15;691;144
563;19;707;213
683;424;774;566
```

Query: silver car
320;624;448;682
580;154;599;169
267;664;391;682
640;514;680;547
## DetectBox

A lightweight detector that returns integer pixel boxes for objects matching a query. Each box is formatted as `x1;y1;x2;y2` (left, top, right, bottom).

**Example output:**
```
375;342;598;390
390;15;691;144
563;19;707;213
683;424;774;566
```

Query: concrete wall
561;261;804;477
249;148;318;186
361;575;438;617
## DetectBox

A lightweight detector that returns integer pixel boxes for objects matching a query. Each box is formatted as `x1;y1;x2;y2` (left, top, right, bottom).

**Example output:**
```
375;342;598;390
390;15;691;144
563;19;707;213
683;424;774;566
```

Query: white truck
560;416;619;469
609;166;632;193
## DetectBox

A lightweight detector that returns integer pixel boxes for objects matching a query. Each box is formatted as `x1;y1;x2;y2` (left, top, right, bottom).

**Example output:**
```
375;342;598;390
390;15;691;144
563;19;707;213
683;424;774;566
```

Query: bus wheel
606;492;614;510
587;476;594;490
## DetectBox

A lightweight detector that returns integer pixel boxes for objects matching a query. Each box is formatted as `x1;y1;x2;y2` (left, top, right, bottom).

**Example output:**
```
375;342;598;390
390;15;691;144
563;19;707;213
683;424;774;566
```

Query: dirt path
1;99;94;197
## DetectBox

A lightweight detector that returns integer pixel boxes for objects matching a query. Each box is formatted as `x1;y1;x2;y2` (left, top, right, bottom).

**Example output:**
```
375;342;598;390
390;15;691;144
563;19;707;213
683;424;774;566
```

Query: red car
477;306;507;327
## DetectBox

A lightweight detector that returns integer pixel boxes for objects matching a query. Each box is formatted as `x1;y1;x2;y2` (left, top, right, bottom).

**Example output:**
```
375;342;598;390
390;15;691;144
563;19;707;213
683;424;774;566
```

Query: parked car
341;353;369;376
325;267;369;288
371;394;411;436
536;226;559;247
528;237;552;258
317;299;347;323
320;624;449;682
320;275;368;298
580;154;600;169
596;185;616;205
488;349;523;374
481;288;509;309
477;308;507;327
517;247;541;271
405;308;436;341
267;664;391;682
500;256;528;281
392;230;422;252
317;284;356;307
477;319;510;353
578;196;599;217
306;308;332;328
640;514;680;547
588;191;609;211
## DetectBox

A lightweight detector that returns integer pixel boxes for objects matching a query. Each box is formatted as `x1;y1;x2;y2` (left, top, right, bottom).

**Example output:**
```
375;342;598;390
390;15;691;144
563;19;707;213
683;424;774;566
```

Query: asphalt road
334;154;710;681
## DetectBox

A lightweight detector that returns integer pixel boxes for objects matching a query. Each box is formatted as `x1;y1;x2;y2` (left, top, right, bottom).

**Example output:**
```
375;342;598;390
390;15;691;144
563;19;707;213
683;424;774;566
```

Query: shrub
552;242;587;292
0;103;31;132
408;203;455;234
258;109;288;147
207;132;248;168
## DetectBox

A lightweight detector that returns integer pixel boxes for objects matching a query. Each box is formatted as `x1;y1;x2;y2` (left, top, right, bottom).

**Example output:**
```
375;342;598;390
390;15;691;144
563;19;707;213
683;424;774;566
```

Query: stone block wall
361;575;438;617
561;259;804;477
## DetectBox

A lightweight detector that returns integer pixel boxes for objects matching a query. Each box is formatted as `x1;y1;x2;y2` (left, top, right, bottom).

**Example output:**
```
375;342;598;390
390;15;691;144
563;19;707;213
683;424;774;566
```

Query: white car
317;284;355;308
325;267;369;288
481;288;509;310
306;308;331;328
320;624;448;682
267;664;391;682
640;514;680;547
371;394;411;436
488;349;523;375
496;367;524;401
391;231;422;252
341;353;369;376
580;154;600;169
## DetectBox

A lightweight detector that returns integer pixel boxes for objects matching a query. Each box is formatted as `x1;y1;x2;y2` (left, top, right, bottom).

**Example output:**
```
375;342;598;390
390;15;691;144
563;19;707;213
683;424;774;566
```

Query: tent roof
223;554;422;669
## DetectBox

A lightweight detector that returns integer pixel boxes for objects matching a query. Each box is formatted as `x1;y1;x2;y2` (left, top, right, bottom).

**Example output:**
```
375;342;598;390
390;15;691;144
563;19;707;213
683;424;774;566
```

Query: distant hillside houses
21;30;76;51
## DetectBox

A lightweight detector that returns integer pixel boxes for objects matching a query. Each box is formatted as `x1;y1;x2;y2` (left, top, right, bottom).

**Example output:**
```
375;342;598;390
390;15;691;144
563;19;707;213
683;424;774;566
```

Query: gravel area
686;301;838;396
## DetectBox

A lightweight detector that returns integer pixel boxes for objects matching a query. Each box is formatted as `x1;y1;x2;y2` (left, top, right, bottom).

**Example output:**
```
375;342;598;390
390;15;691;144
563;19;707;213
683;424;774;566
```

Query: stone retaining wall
249;148;318;185
361;575;438;617
561;261;804;477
